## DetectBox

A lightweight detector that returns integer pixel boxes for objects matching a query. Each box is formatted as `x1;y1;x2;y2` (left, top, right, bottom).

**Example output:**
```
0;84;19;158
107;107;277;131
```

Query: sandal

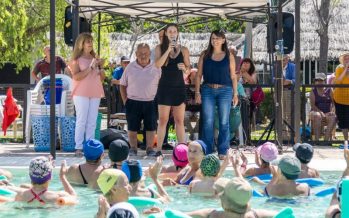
75;149;83;157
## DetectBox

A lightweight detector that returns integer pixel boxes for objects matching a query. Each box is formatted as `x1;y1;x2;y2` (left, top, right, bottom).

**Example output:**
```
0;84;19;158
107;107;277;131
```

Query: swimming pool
0;169;341;218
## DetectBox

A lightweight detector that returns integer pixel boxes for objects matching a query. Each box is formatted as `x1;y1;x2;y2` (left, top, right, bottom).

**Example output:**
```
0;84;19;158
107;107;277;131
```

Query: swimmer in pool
66;139;104;189
162;140;206;186
122;157;169;202
187;154;277;218
161;143;189;173
241;142;278;178
264;155;310;198
293;143;320;179
15;156;77;205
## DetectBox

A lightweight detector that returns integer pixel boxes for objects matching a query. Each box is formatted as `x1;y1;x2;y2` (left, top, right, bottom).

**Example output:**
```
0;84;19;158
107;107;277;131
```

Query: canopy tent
77;0;272;23
46;0;301;158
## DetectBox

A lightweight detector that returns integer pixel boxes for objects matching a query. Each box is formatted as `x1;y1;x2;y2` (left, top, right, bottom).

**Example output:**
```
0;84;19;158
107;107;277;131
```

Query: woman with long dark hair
195;30;238;158
154;24;191;155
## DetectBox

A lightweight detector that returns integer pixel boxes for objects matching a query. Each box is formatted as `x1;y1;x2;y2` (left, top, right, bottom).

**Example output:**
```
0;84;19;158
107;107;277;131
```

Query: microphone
171;37;177;53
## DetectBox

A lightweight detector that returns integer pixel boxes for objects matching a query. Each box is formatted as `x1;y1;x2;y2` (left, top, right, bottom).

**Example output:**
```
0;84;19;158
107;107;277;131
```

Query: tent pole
50;0;56;159
294;0;301;143
275;0;283;150
98;12;101;55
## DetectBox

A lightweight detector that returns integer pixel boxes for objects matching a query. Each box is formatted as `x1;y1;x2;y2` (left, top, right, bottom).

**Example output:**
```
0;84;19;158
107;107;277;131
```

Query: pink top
72;57;105;98
120;61;161;101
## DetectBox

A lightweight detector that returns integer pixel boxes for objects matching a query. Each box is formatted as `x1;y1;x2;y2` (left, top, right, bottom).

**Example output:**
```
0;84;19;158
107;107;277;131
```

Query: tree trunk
318;0;331;74
319;30;329;73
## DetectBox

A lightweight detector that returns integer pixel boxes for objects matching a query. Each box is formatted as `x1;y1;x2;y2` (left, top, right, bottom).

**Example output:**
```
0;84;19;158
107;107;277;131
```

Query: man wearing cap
333;52;349;141
294;143;320;178
309;73;336;142
120;43;161;157
66;139;104;189
265;155;310;197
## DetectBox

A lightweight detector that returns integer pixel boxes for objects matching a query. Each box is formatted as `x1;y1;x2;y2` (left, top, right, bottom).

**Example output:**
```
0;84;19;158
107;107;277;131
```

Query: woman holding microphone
154;24;191;156
69;33;105;156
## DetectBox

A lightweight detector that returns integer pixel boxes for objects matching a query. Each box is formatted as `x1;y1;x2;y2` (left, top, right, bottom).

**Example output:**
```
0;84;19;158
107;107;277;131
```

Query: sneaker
146;149;157;157
155;151;163;157
162;143;173;150
129;148;138;156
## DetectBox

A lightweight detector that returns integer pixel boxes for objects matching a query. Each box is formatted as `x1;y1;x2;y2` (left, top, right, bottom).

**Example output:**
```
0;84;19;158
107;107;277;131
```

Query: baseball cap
29;156;53;184
278;156;301;180
314;73;327;81
97;169;125;195
257;142;278;162
109;139;129;162
293;143;314;164
107;202;139;218
214;177;252;214
83;139;104;161
172;143;189;168
121;56;130;62
121;160;142;183
200;154;220;177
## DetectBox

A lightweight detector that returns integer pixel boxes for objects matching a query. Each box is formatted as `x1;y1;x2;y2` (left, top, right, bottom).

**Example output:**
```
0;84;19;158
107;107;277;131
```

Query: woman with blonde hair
69;33;105;156
333;53;349;141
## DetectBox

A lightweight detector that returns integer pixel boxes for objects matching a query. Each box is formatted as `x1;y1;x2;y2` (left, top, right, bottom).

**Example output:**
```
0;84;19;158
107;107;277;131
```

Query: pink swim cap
172;143;189;168
257;142;278;162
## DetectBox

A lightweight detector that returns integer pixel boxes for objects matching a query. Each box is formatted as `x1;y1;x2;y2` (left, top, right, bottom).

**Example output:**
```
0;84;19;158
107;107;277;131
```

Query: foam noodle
0;188;15;196
315;187;336;197
273;207;295;218
0;175;7;181
165;209;192;218
0;196;12;203
128;196;161;207
341;179;349;218
56;196;77;206
246;174;272;181
259;178;324;187
252;189;265;197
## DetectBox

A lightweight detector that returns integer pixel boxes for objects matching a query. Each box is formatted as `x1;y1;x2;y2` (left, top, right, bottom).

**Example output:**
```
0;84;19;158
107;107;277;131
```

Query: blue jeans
201;85;232;155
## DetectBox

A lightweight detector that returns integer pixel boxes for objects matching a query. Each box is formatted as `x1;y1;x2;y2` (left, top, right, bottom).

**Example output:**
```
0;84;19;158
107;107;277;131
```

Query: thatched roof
109;32;243;64
250;0;349;63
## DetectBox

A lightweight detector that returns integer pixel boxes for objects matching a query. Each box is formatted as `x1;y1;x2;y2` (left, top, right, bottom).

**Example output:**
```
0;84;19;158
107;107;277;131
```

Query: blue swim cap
121;160;142;183
195;140;207;155
83;139;104;161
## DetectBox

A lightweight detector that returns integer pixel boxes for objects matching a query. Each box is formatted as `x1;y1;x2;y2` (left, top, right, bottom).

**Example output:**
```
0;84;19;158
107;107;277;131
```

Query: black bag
100;128;130;149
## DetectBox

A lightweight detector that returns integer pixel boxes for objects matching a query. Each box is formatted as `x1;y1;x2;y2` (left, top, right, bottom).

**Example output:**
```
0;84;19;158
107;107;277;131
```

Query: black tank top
159;51;185;88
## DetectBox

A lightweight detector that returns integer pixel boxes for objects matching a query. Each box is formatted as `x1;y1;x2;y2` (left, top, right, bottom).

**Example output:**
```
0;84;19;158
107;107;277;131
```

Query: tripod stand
256;116;295;147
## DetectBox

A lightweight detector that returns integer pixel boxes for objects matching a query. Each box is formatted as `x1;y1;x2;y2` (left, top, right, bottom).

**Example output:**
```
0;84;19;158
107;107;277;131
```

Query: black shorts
125;99;157;131
335;101;349;129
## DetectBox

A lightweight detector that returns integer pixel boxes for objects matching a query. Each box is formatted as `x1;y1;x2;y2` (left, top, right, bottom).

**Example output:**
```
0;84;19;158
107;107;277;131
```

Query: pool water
0;169;342;218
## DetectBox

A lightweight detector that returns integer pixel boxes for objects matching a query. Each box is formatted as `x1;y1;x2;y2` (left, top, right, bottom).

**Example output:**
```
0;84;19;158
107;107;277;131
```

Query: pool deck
0;142;347;171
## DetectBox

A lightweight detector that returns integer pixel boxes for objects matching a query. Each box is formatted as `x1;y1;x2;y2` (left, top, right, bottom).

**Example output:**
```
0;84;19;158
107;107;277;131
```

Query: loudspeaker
267;12;294;54
64;6;92;46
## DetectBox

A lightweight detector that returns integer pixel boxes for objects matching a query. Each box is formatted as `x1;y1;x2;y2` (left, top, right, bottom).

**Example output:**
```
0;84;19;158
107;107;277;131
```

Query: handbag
251;86;265;107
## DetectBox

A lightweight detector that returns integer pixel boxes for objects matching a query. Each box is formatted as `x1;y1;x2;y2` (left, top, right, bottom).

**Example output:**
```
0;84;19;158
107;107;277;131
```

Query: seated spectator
293;143;320;178
325;142;349;218
15;157;77;205
309;73;336;141
241;142;278;178
264;156;310;198
66;139;104;189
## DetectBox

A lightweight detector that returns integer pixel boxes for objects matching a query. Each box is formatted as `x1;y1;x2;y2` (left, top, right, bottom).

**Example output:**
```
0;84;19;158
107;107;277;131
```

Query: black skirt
157;85;186;106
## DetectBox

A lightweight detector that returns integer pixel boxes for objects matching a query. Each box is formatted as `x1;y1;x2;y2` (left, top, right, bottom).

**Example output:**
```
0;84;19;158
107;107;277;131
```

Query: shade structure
78;0;272;21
